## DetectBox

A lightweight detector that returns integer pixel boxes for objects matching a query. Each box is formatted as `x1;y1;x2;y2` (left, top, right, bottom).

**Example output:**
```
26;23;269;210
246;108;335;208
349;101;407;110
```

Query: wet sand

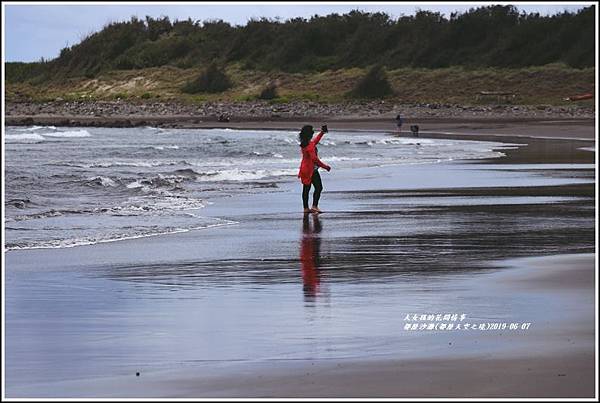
4;125;596;398
6;252;594;398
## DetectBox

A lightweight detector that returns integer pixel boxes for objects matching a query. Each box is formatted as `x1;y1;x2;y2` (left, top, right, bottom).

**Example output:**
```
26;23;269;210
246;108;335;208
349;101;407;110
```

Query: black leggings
302;170;323;209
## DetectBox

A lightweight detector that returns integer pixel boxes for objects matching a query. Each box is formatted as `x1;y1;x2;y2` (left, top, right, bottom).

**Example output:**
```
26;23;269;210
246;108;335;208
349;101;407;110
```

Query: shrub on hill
181;64;232;94
258;82;278;99
348;65;394;99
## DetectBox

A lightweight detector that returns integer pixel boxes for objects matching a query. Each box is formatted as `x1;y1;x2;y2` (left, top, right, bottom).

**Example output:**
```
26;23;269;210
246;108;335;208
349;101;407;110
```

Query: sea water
5;126;509;250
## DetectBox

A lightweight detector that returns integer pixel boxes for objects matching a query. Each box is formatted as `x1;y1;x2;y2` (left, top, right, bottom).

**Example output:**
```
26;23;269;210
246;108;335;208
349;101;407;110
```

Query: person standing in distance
395;113;403;133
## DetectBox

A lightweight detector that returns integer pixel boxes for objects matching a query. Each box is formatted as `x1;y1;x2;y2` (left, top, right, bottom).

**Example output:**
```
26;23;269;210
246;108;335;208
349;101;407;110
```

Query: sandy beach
4;119;596;398
3;1;597;398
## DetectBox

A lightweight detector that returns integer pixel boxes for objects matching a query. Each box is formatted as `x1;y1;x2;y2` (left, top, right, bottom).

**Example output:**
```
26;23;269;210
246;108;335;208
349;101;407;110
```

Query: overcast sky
4;2;590;62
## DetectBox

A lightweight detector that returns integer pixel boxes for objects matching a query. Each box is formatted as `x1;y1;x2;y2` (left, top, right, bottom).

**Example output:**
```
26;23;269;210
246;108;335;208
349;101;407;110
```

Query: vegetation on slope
4;5;595;106
5;5;595;84
5;63;594;106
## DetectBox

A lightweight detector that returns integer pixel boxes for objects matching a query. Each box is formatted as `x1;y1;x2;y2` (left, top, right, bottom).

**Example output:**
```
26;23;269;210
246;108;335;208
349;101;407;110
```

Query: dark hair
299;125;314;148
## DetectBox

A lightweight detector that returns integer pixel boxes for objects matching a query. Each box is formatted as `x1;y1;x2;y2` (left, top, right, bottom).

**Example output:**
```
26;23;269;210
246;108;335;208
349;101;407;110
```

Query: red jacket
298;131;330;185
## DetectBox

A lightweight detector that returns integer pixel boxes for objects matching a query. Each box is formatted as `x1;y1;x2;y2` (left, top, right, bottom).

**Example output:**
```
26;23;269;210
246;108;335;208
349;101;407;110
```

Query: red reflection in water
300;214;322;301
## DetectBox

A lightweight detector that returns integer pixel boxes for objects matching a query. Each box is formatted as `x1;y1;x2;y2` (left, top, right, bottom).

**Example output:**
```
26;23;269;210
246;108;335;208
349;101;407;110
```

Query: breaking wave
5;128;92;142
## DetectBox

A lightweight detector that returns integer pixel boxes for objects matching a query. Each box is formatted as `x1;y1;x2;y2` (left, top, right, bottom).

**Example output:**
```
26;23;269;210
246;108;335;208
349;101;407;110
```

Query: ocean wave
5;219;238;251
172;168;202;178
144;126;172;135
125;174;187;192
325;156;362;162
8;192;207;222
14;125;57;132
40;129;91;138
5;133;46;143
54;159;188;168
209;137;230;144
85;176;119;187
341;137;434;146
194;168;296;182
10;209;82;222
251;151;284;158
6;198;33;209
96;195;206;216
100;160;185;168
6;129;91;142
44;154;357;172
372;138;435;145
152;145;180;150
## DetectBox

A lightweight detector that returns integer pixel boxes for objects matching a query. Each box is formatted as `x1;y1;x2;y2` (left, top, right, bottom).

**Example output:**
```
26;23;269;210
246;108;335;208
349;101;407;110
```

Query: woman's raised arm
310;130;325;146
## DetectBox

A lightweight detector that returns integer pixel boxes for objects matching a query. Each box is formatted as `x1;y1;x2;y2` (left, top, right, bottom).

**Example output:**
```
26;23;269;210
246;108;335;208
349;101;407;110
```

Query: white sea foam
372;138;435;145
153;145;180;150
4;219;238;251
326;156;362;162
15;125;45;131
126;180;144;189
82;160;182;168
87;176;118;187
5;133;46;143
41;129;91;138
7;129;90;142
195;168;296;182
14;125;58;132
105;196;206;215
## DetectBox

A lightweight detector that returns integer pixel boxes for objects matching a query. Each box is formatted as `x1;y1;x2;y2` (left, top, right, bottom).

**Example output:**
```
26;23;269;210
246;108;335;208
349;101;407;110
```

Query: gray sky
3;2;590;62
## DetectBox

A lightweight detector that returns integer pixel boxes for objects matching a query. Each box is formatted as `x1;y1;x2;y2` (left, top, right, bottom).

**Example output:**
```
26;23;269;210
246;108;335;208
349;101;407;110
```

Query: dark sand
3;120;597;398
6;252;594;398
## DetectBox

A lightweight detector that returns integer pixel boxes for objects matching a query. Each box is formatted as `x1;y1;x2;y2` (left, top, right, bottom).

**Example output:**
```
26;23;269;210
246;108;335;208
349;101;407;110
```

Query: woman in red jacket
298;124;331;214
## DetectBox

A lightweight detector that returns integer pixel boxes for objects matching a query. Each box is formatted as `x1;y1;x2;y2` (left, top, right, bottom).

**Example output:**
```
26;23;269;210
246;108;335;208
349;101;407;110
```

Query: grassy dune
5;63;595;107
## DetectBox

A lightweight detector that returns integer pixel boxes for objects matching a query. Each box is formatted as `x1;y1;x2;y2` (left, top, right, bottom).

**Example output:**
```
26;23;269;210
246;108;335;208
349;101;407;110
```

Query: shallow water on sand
5;143;595;395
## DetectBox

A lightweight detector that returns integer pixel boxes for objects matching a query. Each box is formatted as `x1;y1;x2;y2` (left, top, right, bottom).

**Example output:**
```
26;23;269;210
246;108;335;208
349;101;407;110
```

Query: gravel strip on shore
7;99;595;121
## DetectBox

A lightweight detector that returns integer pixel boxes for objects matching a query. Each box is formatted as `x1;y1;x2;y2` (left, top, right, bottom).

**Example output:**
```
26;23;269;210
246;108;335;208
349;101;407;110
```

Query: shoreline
5;113;596;150
5;113;595;133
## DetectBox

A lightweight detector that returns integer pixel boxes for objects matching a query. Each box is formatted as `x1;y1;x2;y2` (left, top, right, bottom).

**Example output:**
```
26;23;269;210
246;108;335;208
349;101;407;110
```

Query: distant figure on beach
298;124;331;214
395;114;403;133
410;124;419;137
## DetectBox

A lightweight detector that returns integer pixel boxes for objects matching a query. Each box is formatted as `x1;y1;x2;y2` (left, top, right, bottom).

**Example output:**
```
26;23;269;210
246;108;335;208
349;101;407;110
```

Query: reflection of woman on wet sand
300;214;322;301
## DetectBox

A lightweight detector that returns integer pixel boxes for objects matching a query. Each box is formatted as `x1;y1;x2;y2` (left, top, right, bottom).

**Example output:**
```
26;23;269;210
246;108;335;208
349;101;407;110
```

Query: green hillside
5;5;595;106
